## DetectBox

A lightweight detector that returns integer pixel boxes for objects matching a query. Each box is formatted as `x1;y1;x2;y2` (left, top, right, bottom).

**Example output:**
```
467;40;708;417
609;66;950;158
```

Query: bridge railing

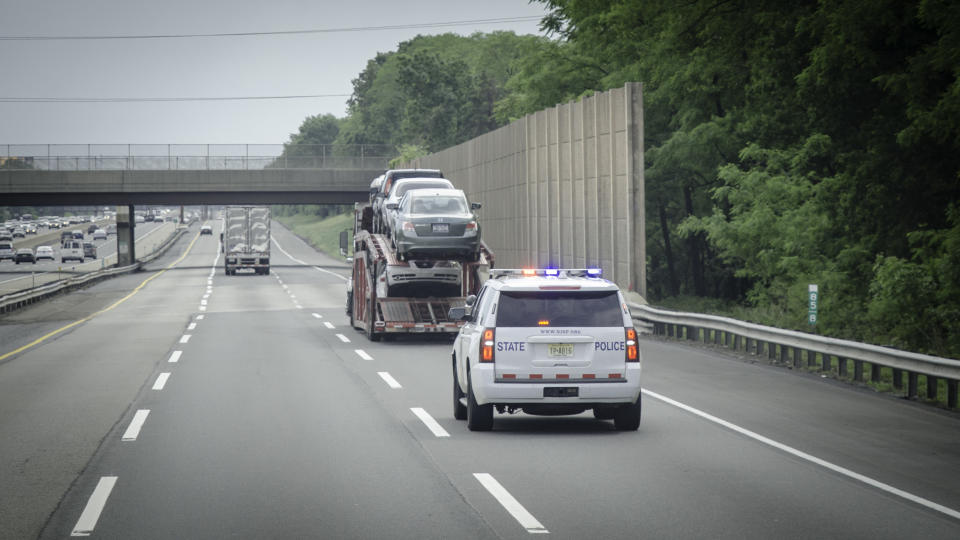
0;144;394;171
628;302;960;409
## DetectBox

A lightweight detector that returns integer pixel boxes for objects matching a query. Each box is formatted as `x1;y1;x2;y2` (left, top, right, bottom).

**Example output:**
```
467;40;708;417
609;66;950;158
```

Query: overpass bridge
0;143;387;206
1;143;389;264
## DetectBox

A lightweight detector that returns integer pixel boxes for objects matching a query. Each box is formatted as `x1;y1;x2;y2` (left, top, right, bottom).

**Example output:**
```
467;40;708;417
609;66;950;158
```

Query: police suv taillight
625;327;638;362
481;328;495;362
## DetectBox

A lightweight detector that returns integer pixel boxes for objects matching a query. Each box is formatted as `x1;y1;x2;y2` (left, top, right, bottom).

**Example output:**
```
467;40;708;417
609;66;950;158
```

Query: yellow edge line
0;230;202;363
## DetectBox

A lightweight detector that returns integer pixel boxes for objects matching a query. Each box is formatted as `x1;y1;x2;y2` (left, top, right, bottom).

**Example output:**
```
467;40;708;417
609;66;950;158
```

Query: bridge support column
116;205;136;266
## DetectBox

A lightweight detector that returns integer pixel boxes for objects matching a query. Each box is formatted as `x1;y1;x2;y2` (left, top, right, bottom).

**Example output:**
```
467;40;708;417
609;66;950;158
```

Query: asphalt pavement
0;220;957;539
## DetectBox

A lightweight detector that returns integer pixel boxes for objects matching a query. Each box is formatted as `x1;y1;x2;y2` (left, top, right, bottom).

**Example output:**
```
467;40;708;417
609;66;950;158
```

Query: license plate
548;344;574;357
432;223;449;233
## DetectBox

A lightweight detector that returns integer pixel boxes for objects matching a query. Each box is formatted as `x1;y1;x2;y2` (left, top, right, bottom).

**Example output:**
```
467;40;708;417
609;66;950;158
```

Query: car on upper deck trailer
388;188;482;261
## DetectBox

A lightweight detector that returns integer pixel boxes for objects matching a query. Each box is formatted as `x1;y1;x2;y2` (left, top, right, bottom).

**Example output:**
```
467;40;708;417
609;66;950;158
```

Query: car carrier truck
345;203;493;341
222;206;271;275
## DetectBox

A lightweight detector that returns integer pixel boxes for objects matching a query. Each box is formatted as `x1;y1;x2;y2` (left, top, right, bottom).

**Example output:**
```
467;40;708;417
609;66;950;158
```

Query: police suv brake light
625;327;638;362
481;328;495;362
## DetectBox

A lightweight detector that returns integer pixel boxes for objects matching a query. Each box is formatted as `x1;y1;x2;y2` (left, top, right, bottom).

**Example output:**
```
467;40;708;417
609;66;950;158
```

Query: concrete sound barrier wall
408;82;645;295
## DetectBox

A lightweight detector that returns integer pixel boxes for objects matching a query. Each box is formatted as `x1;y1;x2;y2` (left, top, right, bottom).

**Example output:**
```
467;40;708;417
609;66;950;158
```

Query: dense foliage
496;0;960;357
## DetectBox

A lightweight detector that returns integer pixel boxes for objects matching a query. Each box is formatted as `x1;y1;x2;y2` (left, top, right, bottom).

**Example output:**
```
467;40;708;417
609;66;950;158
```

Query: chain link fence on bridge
0;144;395;171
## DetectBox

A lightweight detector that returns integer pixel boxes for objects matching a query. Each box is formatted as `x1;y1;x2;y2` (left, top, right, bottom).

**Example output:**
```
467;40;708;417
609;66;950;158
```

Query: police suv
448;268;642;431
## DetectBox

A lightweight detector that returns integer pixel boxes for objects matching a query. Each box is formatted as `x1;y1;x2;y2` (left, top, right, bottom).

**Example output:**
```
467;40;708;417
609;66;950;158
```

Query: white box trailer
222;206;270;275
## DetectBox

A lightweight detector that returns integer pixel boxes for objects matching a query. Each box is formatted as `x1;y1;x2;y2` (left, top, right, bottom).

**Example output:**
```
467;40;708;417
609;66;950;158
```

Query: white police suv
448;268;642;431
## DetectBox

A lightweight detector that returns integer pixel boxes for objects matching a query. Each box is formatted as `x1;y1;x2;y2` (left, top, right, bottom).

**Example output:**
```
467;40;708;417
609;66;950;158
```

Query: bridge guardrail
628;302;960;409
0;226;186;315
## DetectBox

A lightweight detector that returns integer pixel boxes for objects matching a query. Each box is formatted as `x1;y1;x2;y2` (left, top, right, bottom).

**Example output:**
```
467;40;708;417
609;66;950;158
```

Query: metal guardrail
0;144;394;171
628;303;960;409
0;226;186;314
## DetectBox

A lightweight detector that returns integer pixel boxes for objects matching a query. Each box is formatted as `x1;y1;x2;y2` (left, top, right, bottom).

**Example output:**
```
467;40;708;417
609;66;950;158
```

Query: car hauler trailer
346;204;493;341
222;206;271;275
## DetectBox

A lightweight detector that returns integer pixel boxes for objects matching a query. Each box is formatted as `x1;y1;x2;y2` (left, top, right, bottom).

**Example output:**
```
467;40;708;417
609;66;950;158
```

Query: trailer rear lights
481;328;495;362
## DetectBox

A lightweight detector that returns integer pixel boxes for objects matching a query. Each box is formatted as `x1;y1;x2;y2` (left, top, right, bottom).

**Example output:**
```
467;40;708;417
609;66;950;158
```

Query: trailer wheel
366;297;381;342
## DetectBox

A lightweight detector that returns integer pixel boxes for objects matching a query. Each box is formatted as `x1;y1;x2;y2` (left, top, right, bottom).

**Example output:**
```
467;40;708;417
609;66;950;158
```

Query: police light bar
490;268;604;279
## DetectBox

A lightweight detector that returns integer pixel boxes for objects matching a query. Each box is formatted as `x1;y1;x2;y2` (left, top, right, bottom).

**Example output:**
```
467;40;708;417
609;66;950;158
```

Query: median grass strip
274;211;353;260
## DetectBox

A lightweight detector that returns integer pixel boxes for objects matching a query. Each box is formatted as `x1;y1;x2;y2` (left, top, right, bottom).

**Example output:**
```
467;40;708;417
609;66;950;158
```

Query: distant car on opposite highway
12;228;26;238
60;240;84;263
200;224;213;235
0;242;14;261
92;229;107;240
14;248;35;264
87;224;99;234
35;246;55;261
0;232;12;242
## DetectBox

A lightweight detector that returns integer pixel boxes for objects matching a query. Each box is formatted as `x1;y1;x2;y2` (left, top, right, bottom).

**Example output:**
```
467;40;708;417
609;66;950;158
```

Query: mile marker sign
808;284;819;326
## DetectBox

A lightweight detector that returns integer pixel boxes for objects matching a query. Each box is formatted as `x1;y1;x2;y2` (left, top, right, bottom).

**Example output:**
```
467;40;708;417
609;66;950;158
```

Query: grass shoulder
274;211;353;260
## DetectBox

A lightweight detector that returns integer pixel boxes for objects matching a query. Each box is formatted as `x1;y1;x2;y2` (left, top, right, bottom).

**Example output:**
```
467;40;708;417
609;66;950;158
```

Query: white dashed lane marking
336;334;350;343
179;334;191;344
474;473;549;534
167;350;182;363
323;322;335;330
312;313;322;319
355;349;373;361
121;410;150;441
152;372;171;390
378;371;402;389
70;476;117;537
410;407;449;438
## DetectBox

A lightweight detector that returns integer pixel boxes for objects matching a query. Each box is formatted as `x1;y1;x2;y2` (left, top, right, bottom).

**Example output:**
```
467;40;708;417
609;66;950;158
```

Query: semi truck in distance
222;206;271;275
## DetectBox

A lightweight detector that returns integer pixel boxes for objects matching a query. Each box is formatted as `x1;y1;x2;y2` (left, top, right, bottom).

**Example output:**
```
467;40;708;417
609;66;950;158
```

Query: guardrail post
822;354;832;373
893;369;903;390
908;372;919;399
870;364;881;382
666;324;674;338
806;350;816;368
853;360;864;382
745;337;753;354
948;380;958;409
793;348;801;368
838;357;848;377
779;345;788;364
713;330;720;345
733;335;740;351
687;326;697;341
927;376;938;400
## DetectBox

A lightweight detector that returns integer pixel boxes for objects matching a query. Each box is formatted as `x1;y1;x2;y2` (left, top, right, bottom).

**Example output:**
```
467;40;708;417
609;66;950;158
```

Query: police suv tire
466;371;493;431
453;357;467;420
613;394;642;431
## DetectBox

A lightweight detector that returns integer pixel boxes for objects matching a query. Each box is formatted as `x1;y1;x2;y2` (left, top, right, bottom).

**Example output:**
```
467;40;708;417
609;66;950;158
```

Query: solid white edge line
179;334;191;343
323;322;335;329
473;473;548;534
641;388;960;521
312;313;322;319
354;349;373;361
377;371;402;389
410;407;450;438
336;333;350;343
167;350;182;363
70;476;118;536
152;372;171;390
121;409;150;441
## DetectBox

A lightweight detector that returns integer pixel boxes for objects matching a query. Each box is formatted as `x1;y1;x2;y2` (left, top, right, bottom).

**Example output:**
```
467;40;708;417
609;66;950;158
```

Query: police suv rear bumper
471;363;642;405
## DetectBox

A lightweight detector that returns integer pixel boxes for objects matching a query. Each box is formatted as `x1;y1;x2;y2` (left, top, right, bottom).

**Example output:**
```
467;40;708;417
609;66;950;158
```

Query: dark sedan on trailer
388;188;482;261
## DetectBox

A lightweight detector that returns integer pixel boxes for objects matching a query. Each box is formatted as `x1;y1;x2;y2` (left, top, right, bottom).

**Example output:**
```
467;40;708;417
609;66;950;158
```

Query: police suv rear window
495;291;622;327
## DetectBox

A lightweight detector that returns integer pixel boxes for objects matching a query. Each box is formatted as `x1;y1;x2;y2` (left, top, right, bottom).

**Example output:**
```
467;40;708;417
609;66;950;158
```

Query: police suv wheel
466;370;493;431
613;394;642;431
453;358;467;420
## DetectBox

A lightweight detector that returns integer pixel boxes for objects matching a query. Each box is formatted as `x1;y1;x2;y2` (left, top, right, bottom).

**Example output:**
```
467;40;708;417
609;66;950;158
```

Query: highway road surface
1;220;958;539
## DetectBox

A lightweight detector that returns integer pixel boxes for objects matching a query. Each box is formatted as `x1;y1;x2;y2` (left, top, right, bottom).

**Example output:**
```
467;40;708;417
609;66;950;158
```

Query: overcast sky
0;0;549;145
